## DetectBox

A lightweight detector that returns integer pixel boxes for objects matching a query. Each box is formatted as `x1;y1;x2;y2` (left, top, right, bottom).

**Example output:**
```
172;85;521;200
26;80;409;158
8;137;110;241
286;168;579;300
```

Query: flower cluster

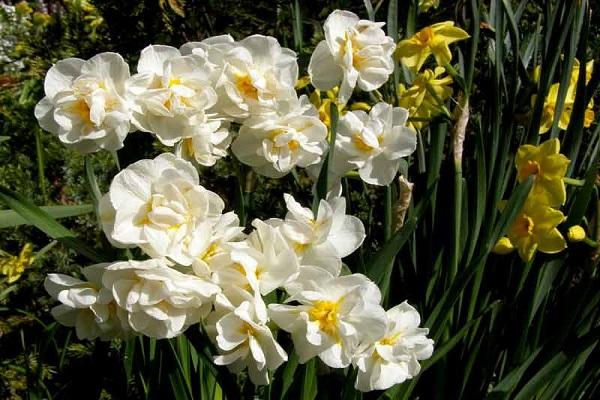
493;139;570;261
396;22;469;130
533;59;595;134
37;9;434;392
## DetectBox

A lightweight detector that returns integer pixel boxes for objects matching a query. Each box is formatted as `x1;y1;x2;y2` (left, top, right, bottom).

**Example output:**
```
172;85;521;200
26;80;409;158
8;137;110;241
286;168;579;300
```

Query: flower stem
563;177;586;186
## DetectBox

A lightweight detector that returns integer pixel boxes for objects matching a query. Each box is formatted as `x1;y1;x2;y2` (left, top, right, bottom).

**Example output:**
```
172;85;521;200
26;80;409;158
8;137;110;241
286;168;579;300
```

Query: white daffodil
127;45;219;146
100;153;225;265
308;10;395;104
231;95;328;178
180;35;237;83
101;259;220;339
334;103;417;185
210;298;287;385
353;302;434;392
186;212;246;278
175;119;231;166
35;52;131;153
213;35;298;120
223;219;300;295
44;264;130;340
269;273;387;368
269;193;365;276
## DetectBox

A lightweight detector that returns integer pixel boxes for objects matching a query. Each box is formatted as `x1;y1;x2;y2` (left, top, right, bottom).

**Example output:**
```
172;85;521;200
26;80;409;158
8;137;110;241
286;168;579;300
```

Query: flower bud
567;225;586;242
492;237;515;255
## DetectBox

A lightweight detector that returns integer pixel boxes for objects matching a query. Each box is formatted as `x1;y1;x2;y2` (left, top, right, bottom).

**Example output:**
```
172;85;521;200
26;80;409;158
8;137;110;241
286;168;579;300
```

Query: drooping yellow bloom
515;138;570;207
398;67;453;130
0;243;35;283
506;200;566;262
309;88;346;129
418;0;440;13
396;22;469;71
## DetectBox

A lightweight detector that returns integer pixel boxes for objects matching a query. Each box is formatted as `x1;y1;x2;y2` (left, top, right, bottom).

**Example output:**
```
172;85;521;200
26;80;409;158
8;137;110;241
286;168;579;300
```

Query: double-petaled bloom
101;259;220;339
232;95;328;178
99;153;225;265
44;264;130;340
127;45;223;147
308;10;396;104
269;273;387;368
35;52;132;153
333;102;417;185
353;302;434;392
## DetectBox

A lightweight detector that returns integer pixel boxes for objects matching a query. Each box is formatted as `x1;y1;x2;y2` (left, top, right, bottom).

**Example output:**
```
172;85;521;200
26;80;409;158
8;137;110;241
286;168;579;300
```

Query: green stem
564;177;586;186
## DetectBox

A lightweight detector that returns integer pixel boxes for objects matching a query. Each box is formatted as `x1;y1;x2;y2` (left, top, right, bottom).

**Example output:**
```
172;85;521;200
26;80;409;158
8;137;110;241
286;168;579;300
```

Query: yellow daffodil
396;22;469;71
506;200;566;262
0;243;35;283
535;59;595;133
418;0;440;13
515;138;570;207
398;67;453;130
567;225;586;242
309;88;346;129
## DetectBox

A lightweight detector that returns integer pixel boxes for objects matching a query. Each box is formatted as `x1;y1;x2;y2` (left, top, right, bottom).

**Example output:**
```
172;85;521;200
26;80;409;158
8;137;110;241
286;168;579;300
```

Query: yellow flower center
309;300;341;339
353;134;375;153
415;27;435;46
293;242;309;253
519;160;540;180
379;332;403;346
235;74;259;100
168;77;182;87
514;214;535;237
70;99;91;123
200;242;219;262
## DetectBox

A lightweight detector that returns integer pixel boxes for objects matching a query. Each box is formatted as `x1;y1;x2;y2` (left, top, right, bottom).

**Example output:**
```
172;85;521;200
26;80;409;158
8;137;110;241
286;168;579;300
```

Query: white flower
213;35;298;120
353;302;434;392
231;95;328;178
270;193;365;276
175;119;231;167
127;45;219;146
308;10;395;104
269;273;387;368
44;264;130;340
102;259;220;339
334;103;417;185
208;294;287;385
186;212;246;278
223;219;300;295
100;153;225;265
34;52;131;153
180;35;237;84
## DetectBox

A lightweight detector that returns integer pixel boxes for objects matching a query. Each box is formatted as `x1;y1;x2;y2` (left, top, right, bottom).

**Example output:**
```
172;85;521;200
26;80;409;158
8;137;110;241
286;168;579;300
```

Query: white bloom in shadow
308;10;395;104
353;301;434;392
44;264;130;340
35;52;131;153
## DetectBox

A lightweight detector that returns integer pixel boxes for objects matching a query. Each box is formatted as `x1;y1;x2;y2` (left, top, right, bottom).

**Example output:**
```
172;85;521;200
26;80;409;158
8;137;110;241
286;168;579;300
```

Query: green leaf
488;348;542;398
0;186;107;262
0;136;9;143
0;204;94;229
300;359;317;400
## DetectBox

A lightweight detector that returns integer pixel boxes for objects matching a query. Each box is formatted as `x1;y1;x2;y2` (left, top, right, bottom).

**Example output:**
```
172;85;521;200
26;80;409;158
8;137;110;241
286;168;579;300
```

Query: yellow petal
432;23;470;44
536;178;566;207
537;138;560;156
536;228;567;254
430;42;453;67
539;153;569;177
493;237;515;255
567;225;586;242
514;236;537;262
396;40;431;70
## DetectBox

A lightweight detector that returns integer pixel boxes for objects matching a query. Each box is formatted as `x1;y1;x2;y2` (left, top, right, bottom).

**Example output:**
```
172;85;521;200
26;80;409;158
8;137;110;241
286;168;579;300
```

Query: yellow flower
567;225;586;242
398;67;453;130
295;75;311;90
309;88;346;129
535;59;595;134
418;0;440;13
0;243;35;284
15;1;33;16
396;21;469;71
492;237;515;255
515;138;570;207
507;200;566;262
